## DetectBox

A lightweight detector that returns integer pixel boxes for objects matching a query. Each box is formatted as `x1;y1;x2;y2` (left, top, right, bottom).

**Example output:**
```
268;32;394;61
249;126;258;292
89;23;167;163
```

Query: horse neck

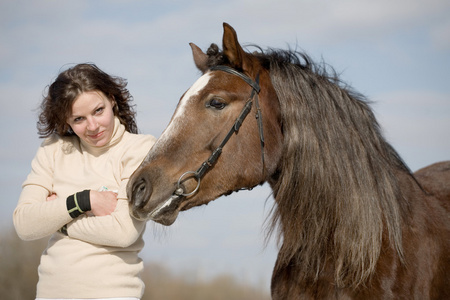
266;62;412;287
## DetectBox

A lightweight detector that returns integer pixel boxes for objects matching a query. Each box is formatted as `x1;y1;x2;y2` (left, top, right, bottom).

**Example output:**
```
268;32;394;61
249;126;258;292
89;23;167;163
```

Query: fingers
47;193;58;201
89;190;118;216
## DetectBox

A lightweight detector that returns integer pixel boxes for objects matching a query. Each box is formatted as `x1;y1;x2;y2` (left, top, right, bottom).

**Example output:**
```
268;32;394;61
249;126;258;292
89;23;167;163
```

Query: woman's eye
207;98;226;110
95;107;104;114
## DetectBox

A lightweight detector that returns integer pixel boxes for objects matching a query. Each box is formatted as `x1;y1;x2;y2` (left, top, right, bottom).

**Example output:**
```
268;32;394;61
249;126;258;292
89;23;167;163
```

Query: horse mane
205;44;413;288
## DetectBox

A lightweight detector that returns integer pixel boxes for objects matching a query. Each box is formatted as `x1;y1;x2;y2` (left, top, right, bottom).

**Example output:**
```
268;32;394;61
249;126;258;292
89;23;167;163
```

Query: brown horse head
127;23;282;225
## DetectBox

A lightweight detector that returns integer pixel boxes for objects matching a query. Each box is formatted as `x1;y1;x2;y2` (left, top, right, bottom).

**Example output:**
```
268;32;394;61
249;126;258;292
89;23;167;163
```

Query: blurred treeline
0;228;271;300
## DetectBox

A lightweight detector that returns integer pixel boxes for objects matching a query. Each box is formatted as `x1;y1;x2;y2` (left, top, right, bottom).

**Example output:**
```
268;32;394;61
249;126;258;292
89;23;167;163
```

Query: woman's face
67;90;116;147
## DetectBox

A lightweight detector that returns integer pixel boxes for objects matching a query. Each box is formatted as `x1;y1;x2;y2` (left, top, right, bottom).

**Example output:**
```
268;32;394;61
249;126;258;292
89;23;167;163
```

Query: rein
174;65;265;197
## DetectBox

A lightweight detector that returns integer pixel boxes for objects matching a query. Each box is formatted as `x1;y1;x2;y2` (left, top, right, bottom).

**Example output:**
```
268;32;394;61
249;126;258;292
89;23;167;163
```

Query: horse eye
206;98;226;110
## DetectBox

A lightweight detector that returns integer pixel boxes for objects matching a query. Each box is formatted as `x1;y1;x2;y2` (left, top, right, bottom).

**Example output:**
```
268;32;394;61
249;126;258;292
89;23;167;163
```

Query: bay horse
128;23;450;299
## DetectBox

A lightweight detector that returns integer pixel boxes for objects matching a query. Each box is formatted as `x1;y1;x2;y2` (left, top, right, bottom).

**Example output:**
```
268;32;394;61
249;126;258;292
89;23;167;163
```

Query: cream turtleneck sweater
14;117;156;299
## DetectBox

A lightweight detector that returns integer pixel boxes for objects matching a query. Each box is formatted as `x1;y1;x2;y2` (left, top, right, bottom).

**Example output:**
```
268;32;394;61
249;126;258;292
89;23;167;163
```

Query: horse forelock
258;48;411;288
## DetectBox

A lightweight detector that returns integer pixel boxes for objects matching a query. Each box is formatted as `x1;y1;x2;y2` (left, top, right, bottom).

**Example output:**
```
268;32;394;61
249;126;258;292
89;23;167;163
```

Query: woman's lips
88;131;104;139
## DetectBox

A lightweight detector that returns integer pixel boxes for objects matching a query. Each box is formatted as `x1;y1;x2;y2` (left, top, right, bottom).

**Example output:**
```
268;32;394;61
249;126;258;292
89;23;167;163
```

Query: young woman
13;63;156;300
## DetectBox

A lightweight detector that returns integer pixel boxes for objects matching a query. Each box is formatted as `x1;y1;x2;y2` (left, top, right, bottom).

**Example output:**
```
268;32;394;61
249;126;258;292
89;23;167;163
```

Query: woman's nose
86;117;98;131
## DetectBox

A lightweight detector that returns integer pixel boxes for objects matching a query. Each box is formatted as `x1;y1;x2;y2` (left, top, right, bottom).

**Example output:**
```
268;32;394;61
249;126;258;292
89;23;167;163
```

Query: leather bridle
173;65;265;197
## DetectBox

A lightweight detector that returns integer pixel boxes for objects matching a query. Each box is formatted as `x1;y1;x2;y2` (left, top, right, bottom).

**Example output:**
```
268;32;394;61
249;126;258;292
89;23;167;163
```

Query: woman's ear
110;96;118;114
109;95;116;106
66;125;74;135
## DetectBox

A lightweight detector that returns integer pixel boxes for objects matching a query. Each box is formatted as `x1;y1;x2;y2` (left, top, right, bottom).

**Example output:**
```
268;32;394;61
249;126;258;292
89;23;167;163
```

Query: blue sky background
1;0;449;291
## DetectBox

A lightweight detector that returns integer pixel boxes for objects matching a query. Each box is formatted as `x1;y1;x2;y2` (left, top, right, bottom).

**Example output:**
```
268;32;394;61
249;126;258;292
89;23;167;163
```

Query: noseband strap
175;65;265;197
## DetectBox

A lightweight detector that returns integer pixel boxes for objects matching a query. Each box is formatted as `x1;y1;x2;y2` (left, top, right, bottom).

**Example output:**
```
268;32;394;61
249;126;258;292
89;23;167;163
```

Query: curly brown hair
37;63;138;137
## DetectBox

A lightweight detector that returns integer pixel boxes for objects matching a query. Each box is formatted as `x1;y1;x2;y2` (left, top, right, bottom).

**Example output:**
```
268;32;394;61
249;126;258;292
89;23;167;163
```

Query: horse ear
190;43;209;73
222;23;246;70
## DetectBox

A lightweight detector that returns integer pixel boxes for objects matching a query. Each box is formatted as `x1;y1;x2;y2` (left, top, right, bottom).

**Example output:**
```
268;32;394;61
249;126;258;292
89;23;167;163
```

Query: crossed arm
14;183;145;248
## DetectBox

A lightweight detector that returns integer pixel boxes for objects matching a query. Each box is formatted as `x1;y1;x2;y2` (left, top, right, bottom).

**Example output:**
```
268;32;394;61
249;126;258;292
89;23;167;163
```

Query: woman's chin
83;137;107;147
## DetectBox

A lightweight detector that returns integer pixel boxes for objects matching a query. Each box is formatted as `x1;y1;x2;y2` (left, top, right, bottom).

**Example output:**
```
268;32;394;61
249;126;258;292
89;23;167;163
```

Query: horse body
128;23;449;299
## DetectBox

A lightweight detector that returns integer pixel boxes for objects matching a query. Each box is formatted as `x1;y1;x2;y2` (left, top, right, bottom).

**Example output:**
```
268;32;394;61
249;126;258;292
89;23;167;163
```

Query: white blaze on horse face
152;72;212;152
174;72;212;121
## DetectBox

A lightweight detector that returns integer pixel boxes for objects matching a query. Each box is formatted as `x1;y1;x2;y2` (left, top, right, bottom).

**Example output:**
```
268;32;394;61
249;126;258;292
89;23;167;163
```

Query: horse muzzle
126;173;172;224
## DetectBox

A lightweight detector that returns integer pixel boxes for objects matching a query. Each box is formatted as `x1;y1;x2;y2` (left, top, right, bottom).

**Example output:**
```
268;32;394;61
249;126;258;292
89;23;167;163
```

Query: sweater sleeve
66;199;145;247
66;134;156;247
13;137;73;240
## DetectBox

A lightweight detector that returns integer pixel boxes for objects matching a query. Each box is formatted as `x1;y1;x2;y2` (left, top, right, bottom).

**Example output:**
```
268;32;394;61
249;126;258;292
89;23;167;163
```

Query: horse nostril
132;177;151;209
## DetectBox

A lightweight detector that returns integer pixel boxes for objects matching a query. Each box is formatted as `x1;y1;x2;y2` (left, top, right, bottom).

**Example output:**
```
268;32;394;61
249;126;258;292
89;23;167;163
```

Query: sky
1;0;449;292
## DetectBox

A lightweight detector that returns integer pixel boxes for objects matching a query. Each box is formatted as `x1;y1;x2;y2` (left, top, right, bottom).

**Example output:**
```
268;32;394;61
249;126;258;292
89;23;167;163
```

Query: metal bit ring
176;171;201;197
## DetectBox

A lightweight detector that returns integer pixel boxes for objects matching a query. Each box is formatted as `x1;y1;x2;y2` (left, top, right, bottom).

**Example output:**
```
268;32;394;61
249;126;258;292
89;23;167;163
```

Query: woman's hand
47;193;58;201
89;190;118;216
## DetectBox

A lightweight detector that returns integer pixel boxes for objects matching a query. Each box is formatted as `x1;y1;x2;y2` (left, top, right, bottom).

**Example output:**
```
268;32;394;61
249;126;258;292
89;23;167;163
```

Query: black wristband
59;224;68;236
66;190;91;218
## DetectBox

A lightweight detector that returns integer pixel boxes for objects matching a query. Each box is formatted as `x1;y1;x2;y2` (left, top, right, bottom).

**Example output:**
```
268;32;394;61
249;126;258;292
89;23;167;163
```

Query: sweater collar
79;117;125;155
